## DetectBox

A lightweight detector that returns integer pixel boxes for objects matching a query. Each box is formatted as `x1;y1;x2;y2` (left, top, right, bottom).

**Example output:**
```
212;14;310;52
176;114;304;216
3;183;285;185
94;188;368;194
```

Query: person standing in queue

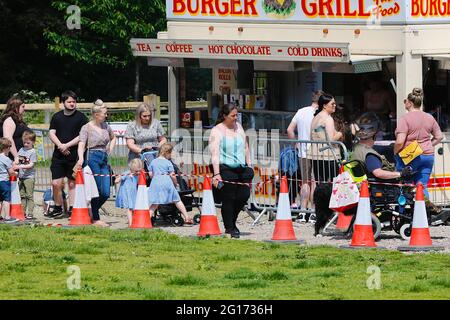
77;99;116;227
394;88;443;199
0;96;30;162
125;103;167;164
48;91;88;218
209;103;254;238
287;90;324;220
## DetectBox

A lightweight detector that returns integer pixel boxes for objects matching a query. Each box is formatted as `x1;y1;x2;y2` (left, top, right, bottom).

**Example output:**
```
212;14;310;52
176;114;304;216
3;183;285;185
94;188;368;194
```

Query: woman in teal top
209;104;254;238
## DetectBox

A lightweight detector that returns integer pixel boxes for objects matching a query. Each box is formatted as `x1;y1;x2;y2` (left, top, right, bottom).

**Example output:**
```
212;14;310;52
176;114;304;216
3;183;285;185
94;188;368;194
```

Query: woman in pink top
394;88;443;198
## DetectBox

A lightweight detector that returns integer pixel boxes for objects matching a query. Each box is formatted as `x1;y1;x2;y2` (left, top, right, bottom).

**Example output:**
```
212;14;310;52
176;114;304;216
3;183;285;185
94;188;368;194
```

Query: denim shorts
0;180;12;202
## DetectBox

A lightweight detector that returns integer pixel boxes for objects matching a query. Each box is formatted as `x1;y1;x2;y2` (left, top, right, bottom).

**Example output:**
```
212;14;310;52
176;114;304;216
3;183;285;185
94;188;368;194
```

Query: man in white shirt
287;90;324;222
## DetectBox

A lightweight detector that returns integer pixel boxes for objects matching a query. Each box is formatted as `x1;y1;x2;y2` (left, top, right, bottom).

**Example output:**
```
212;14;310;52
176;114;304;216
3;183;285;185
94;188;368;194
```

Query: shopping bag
398;140;423;165
329;171;359;211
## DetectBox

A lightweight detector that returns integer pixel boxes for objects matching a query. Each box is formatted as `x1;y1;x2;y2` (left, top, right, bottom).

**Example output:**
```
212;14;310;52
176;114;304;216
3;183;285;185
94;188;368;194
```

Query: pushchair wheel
151;216;156;227
193;214;201;224
399;223;411;240
173;216;184;227
163;216;174;225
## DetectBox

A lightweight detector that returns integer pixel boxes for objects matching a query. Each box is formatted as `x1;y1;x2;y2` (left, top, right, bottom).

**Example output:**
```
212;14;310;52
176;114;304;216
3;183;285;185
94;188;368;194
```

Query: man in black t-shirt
48;91;88;218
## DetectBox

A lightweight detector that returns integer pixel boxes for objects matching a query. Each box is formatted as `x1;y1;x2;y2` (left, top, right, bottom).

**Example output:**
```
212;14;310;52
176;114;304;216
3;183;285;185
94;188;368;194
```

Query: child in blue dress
115;158;143;226
148;143;193;224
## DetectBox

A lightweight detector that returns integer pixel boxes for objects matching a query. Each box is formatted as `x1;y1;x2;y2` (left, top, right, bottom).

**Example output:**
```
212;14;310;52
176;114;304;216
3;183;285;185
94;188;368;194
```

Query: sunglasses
141;114;151;118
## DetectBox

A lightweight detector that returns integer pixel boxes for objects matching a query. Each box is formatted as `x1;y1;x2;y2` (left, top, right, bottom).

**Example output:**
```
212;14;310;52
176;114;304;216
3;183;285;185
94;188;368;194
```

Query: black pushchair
141;150;201;226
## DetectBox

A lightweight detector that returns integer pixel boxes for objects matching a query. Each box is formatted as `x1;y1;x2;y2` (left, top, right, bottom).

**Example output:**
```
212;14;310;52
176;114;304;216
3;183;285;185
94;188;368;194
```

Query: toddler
115;158;143;226
148;143;193;224
0;137;19;223
17;130;37;219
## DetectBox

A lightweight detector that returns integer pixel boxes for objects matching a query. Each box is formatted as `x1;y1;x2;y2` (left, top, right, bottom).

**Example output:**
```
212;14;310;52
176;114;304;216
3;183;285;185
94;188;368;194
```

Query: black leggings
218;166;253;231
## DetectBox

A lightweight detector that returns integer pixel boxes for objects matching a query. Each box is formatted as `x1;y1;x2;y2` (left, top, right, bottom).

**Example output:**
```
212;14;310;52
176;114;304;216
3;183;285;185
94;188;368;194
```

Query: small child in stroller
147;143;195;226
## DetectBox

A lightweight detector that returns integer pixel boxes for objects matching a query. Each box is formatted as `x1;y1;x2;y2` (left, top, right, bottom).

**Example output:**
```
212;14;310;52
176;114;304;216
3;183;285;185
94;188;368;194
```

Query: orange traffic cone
269;176;303;243
69;169;92;226
342;180;377;248
336;212;353;230
398;183;444;252
197;175;222;237
9;175;25;221
130;170;152;229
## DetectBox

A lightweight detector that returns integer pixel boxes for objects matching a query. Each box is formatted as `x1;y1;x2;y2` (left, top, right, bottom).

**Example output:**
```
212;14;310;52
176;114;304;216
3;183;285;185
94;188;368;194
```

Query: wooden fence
0;95;208;132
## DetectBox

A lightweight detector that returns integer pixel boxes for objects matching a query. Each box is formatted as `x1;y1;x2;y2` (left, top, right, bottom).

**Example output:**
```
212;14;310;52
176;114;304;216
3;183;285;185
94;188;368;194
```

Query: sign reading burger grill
166;0;450;24
130;39;350;63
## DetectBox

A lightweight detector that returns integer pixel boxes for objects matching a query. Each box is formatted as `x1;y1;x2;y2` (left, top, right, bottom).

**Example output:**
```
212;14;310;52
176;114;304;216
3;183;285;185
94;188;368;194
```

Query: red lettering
344;0;357;17
215;0;229;15
319;0;333;16
335;0;342;16
230;0;242;15
166;43;193;53
173;0;186;14
287;47;310;56
439;0;447;15
411;0;420;16
137;43;152;52
208;45;224;54
201;0;214;14
358;0;370;17
187;0;200;14
243;0;257;15
302;0;318;16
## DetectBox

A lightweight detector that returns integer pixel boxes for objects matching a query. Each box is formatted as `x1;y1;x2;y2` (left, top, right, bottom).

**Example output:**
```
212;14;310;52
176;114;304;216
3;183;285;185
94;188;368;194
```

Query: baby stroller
151;161;201;226
141;150;201;227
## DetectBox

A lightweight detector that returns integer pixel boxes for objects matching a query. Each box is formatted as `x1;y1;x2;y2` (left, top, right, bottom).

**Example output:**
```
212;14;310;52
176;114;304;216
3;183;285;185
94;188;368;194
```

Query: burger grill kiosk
131;0;450;202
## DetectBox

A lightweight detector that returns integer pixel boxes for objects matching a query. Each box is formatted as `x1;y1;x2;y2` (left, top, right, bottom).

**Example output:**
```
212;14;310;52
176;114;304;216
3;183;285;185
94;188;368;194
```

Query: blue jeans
85;150;110;221
395;154;435;199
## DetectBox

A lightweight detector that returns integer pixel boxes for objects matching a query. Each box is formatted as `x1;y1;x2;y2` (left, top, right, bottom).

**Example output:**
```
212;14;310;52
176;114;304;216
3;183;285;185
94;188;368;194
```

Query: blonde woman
125;103;167;164
77;99;117;227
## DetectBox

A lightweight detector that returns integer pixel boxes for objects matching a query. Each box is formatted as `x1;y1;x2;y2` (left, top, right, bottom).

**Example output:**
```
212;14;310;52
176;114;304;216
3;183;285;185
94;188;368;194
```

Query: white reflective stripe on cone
73;185;88;208
10;180;21;204
354;197;372;226
276;193;292;221
412;200;429;229
135;186;149;210
201;190;216;216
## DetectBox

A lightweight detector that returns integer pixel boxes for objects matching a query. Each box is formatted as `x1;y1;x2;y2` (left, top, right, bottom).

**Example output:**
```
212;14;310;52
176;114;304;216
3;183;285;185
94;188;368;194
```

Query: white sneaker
308;213;316;224
297;213;307;223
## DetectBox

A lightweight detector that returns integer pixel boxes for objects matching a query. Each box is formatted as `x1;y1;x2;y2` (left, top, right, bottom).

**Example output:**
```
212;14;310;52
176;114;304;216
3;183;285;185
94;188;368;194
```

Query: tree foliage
44;0;166;68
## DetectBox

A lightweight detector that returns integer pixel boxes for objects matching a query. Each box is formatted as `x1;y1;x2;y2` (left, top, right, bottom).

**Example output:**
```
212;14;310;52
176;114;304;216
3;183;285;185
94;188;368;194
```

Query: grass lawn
0;225;449;300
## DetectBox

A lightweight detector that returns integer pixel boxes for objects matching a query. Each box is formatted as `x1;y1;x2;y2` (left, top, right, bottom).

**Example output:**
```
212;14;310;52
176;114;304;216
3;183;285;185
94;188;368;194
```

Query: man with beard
48;90;88;218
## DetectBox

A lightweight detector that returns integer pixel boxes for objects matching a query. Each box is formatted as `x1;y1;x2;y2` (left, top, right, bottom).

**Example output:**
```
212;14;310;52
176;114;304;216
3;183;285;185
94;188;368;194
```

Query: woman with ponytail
394;88;443;198
209;103;253;238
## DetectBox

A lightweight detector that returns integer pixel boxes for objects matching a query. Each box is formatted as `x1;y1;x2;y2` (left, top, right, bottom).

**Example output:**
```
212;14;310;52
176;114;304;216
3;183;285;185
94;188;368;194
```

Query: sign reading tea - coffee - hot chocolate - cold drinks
166;0;450;24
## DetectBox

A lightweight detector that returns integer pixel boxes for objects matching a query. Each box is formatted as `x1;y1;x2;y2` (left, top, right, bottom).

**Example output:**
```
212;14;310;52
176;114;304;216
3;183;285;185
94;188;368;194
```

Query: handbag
399;140;423;165
398;121;423;165
329;171;359;212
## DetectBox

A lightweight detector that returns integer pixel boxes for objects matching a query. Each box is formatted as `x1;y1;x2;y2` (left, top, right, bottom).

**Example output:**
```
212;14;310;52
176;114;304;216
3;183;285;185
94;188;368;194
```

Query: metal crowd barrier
31;128;450;218
429;140;450;208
